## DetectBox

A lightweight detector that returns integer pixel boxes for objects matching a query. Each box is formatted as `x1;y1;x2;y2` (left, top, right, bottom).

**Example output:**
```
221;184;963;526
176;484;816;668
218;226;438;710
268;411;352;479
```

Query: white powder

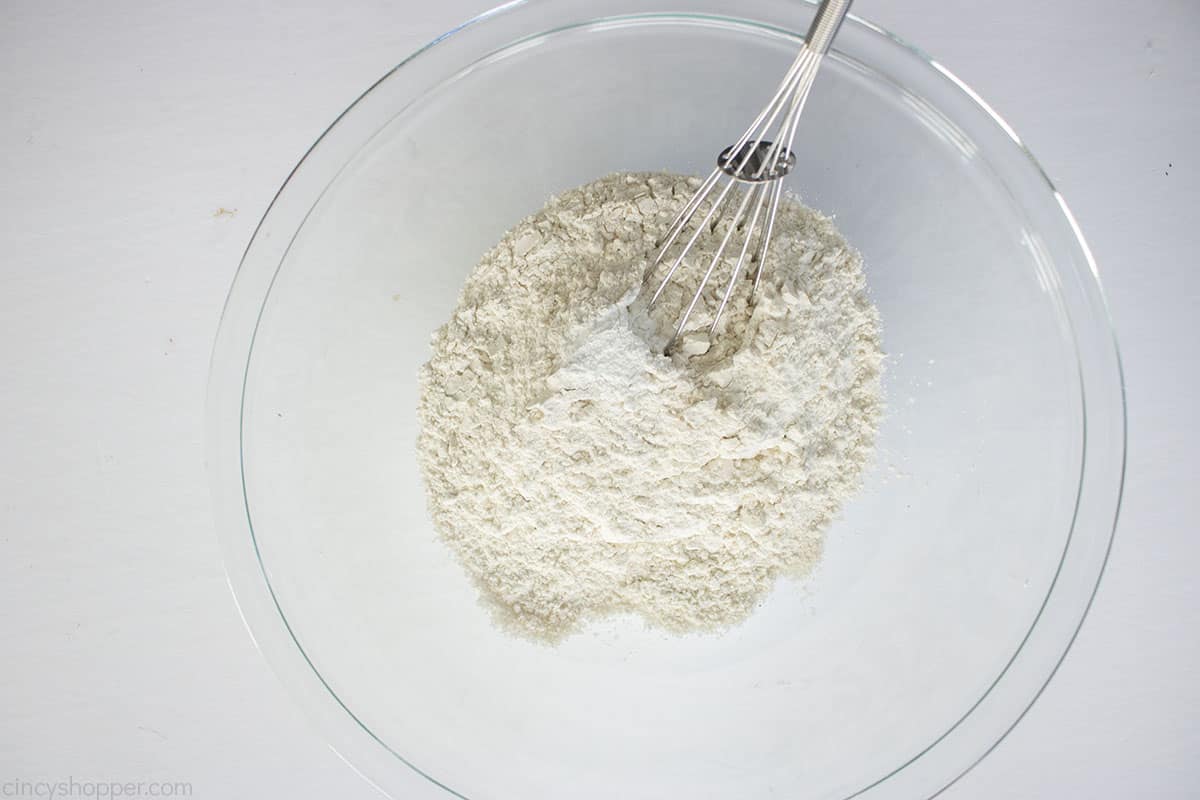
418;172;882;640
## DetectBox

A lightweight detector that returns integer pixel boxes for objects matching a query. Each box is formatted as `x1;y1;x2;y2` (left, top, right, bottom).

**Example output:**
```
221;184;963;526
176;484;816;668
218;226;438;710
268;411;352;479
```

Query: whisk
644;0;852;352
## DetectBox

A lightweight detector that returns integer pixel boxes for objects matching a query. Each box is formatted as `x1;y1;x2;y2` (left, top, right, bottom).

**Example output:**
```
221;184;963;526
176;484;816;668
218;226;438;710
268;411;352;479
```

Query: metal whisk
644;0;852;352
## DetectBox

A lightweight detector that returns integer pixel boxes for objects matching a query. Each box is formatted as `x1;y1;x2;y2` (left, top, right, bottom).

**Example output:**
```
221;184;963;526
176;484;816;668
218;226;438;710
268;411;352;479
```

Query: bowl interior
217;6;1120;800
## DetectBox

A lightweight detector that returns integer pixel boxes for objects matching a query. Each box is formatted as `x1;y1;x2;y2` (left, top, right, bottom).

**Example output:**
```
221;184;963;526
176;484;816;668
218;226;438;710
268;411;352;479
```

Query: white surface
0;0;1195;797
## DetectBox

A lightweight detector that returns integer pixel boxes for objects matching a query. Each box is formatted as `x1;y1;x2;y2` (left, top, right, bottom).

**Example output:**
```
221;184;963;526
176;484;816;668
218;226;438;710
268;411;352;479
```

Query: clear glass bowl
206;2;1126;798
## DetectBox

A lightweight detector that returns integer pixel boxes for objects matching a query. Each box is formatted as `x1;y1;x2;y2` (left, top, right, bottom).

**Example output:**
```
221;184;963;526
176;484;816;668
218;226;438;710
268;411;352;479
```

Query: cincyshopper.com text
2;779;192;798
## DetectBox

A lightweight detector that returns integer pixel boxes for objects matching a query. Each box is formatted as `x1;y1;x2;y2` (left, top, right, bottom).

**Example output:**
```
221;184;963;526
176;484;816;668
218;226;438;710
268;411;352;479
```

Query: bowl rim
207;3;1127;798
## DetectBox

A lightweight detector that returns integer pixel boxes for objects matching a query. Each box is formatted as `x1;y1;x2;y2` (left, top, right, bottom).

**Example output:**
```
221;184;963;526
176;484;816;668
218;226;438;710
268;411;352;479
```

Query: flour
417;172;882;640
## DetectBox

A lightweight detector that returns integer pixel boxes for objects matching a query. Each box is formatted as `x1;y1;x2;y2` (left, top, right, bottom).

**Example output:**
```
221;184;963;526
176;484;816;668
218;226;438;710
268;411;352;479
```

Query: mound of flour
417;172;882;640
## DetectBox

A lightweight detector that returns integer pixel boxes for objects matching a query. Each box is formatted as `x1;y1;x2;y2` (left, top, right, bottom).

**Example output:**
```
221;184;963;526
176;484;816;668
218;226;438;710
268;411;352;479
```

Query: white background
1;0;1196;797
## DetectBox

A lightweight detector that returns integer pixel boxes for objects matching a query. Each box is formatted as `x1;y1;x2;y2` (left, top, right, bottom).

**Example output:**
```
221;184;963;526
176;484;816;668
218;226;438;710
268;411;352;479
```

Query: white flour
418;172;882;640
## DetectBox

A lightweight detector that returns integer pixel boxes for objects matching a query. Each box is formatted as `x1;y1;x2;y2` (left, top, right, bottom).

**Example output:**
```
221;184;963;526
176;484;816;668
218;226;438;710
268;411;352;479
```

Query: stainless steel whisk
644;0;852;352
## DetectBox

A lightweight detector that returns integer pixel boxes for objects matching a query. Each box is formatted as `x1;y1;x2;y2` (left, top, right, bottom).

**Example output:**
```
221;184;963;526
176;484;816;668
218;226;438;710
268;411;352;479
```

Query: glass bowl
206;1;1126;798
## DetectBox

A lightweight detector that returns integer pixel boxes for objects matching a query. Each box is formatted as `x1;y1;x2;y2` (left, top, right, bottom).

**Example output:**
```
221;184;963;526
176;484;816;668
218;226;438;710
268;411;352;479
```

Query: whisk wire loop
642;0;851;353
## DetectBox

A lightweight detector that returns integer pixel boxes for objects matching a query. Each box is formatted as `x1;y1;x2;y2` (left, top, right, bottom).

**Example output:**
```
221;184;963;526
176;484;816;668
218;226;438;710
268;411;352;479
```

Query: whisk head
643;43;826;353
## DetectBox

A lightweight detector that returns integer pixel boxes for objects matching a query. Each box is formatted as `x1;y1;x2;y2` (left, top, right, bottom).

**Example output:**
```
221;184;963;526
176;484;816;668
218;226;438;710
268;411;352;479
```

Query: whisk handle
805;0;852;55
